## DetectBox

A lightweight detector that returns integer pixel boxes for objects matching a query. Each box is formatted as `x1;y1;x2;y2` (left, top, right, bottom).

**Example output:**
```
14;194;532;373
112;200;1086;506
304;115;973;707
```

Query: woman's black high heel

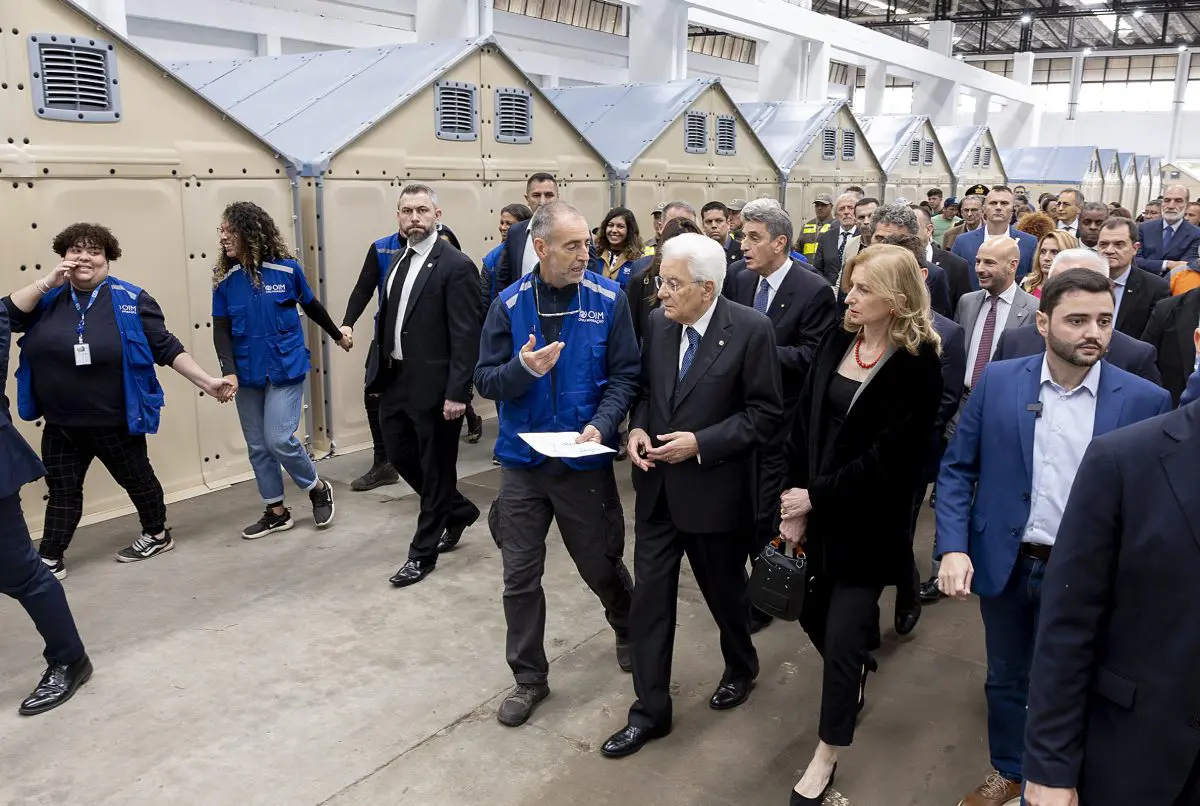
789;763;837;805
857;655;879;714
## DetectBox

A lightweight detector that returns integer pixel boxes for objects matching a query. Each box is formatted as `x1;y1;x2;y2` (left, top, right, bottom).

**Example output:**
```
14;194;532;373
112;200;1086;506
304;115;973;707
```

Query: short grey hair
1058;188;1084;204
1079;201;1109;217
871;203;919;236
661;232;727;288
740;198;793;246
398;183;439;207
530;200;585;245
663;200;697;220
960;195;983;210
1049;247;1108;277
1165;184;1191;199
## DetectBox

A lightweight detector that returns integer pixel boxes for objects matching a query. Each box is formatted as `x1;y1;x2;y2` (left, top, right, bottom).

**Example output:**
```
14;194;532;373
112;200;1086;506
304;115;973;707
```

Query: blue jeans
978;554;1047;783
235;381;319;505
0;493;85;666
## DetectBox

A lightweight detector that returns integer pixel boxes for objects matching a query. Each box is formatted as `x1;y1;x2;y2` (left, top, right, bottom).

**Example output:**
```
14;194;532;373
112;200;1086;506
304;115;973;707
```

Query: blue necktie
753;279;770;314
679;326;700;380
1165;224;1175;246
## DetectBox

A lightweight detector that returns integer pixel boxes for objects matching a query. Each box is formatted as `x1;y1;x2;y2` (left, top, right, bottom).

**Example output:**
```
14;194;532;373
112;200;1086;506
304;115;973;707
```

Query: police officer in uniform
797;193;835;260
475;201;638;729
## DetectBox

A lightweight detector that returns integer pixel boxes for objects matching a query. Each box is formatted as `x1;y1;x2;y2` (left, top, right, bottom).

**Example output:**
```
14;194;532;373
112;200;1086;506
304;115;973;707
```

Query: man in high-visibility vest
796;193;835;260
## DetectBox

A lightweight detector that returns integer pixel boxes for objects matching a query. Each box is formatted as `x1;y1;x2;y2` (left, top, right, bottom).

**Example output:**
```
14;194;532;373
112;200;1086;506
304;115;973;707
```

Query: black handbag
748;539;808;622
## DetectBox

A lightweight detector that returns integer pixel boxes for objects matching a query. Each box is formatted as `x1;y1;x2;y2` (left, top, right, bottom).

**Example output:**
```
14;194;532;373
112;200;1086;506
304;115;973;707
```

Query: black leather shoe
437;511;480;554
894;600;921;636
789;763;837;805
857;657;878;715
710;678;755;711
750;607;774;634
600;724;669;758
918;578;945;603
19;654;93;716
389;559;434;587
615;637;632;673
465;409;483;444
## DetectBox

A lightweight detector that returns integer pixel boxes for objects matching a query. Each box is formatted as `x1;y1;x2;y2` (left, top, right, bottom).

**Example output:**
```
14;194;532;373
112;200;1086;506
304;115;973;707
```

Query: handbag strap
768;536;804;559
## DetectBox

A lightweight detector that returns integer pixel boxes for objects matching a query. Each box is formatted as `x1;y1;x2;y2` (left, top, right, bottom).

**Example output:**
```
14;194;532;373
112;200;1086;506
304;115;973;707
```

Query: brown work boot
958;771;1022;806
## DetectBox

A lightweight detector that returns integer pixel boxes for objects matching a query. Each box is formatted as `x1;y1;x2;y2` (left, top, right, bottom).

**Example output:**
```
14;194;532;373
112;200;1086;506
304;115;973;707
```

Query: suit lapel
1160;408;1200;551
1092;362;1126;437
1006;293;1033;332
1017;359;1040;484
767;263;799;323
963;292;984;338
673;298;732;410
402;239;440;326
1116;269;1139;332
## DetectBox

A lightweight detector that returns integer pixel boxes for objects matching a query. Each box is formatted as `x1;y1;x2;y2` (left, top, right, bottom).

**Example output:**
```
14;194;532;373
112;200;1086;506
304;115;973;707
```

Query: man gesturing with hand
474;201;638;729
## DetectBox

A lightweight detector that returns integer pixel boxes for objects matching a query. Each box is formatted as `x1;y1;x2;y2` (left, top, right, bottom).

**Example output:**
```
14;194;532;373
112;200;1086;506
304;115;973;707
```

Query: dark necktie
1165;224;1175;247
679;326;700;380
753;279;770;314
970;295;999;388
381;248;415;359
838;230;851;264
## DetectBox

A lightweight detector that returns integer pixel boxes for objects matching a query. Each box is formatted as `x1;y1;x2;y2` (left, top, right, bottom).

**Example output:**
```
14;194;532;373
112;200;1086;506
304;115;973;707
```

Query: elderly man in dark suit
600;233;783;759
1022;397;1200;806
1141;285;1200;405
0;304;90;716
811;192;860;286
1134;183;1200;275
994;248;1162;386
1096;217;1170;340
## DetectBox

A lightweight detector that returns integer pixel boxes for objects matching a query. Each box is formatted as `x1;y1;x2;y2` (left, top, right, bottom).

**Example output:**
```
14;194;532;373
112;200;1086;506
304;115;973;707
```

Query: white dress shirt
521;226;539;277
964;282;1018;386
386;228;438;360
753;260;793;310
925;243;935;264
984;225;1012;243
679;296;718;372
1112;266;1131;319
1022;357;1101;546
1057;218;1079;237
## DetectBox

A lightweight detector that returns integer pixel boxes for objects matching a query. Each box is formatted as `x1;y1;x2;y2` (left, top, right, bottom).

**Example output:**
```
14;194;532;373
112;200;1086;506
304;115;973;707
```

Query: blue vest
495;270;619;471
16;278;165;435
374;232;404;295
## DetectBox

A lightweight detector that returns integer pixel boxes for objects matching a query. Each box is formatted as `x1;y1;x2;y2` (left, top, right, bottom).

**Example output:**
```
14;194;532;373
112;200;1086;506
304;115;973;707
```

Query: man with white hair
811;192;861;286
1135;184;1200;275
992;249;1161;385
600;233;784;759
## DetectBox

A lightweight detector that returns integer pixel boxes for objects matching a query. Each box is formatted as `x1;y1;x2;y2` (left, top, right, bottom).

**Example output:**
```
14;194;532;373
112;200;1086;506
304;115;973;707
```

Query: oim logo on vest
578;310;605;325
264;284;288;294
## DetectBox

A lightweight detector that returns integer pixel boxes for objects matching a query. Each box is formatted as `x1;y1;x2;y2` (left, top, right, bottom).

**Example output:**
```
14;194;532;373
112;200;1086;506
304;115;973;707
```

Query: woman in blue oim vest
212;202;349;540
2;223;234;580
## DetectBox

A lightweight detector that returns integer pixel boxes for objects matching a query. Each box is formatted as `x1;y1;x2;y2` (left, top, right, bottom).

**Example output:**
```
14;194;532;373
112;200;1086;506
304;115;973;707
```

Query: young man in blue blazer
933;268;1171;805
951;186;1038;287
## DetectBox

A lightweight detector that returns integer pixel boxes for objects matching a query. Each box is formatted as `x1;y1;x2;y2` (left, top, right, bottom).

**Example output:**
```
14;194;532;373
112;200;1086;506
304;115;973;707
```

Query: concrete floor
0;434;995;806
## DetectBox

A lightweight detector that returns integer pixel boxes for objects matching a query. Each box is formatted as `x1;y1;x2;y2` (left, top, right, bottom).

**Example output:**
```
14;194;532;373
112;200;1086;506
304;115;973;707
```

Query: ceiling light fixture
1083;47;1094;54
1132;8;1144;17
1019;13;1032;23
1180;43;1190;51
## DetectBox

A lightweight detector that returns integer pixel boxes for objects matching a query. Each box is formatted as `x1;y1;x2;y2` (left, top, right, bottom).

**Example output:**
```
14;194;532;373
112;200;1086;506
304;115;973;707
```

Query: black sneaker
491;454;501;466
41;556;66;581
466;410;483;444
115;529;175;563
310;481;335;528
351;461;399;492
242;507;293;540
497;683;550;727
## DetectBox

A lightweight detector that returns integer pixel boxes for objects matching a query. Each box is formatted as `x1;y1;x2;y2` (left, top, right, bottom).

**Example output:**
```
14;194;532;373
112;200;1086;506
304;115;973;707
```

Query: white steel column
256;34;282;56
1168;49;1190;162
85;0;129;36
803;39;830;102
863;62;887;115
1012;51;1035;85
758;34;804;102
1067;55;1083;120
416;0;487;40
914;78;958;124
973;91;991;125
927;20;955;58
628;0;688;82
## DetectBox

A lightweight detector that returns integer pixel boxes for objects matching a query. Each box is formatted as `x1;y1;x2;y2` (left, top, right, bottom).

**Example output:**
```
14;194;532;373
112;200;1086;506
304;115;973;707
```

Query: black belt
1019;542;1052;561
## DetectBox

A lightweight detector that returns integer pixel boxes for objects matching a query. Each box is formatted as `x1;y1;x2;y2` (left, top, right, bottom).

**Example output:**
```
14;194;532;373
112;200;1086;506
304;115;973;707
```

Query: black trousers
494;463;632;685
39;424;167;560
628;491;759;731
365;391;388;465
895;484;928;612
1;493;85;666
753;444;788;554
379;370;478;564
799;574;884;746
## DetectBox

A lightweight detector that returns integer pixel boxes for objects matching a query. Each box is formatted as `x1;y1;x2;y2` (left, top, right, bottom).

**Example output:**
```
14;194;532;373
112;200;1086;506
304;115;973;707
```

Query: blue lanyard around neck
69;281;107;344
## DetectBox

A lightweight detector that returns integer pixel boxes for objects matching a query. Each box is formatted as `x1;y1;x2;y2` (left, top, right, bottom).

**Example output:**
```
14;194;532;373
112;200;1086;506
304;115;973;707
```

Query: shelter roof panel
860;114;926;173
935;125;986;175
1002;145;1097;184
738;101;842;172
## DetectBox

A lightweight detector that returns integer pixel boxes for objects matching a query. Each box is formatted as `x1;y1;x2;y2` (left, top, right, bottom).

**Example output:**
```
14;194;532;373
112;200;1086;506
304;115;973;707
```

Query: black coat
370;238;483;411
811;226;855;286
1114;267;1169;340
1140;286;1200;405
932;244;972;313
787;327;942;586
626;258;659;346
1023;404;1200;805
995;320;1162;387
631;298;784;534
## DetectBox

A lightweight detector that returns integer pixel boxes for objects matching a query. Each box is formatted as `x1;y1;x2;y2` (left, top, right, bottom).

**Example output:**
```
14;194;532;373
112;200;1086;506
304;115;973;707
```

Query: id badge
74;343;92;367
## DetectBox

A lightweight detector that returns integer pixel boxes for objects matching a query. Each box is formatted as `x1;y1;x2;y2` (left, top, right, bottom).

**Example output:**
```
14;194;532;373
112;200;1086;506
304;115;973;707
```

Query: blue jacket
1181;368;1200;406
373;232;404;294
17;279;165;436
950;226;1038;288
1135;218;1200;274
935;355;1171;597
0;306;46;500
213;259;315;389
480;242;506;311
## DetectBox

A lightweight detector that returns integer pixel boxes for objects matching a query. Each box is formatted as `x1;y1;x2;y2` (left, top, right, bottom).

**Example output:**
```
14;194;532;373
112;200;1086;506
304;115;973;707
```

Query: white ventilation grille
841;129;856;161
982;146;992;167
27;34;121;122
715;115;737;156
435;81;478;142
684;111;708;154
973;145;982;167
909;139;922;164
822;129;837;161
923;140;935;165
494;88;532;144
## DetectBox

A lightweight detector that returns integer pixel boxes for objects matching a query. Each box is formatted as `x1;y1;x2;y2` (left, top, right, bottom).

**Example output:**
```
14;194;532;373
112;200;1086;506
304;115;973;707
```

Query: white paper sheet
518;432;617;458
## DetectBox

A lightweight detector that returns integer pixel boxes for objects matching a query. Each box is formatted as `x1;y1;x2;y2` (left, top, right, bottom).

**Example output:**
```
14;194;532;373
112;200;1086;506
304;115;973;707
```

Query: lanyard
69;281;106;344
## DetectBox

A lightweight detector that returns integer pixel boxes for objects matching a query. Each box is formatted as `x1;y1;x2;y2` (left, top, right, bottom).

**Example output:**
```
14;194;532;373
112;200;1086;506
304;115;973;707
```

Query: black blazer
923;259;953;319
811;226;855;286
0;306;46;500
1140;286;1200;405
1023;404;1200;805
371;238;483;411
631;298;784;534
1114;266;1169;339
626;258;659;345
928;312;966;480
995;321;1162;387
728;259;838;418
787;328;942;586
932;245;972;312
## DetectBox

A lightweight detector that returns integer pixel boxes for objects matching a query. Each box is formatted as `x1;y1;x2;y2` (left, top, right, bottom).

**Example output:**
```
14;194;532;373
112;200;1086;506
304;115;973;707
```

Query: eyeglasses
653;276;704;293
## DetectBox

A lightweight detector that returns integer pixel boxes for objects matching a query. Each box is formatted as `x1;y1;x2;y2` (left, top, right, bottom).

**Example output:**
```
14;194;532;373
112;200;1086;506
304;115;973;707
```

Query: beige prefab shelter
1098;149;1122;204
999;146;1103;201
172;38;611;453
542;79;780;220
1162;160;1200;201
2;0;297;532
860;115;954;203
1136;154;1155;212
935;126;1007;196
738;100;884;221
1119;152;1140;212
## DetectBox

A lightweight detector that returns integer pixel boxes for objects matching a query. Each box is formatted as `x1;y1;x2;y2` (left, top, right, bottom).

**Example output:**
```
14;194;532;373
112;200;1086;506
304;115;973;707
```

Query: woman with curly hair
1022;230;1079;298
212;202;349;539
2;223;232;578
596;207;644;289
1016;211;1056;242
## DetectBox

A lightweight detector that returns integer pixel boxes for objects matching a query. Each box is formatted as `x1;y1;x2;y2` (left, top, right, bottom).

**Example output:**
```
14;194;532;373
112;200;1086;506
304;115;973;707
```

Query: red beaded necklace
854;333;883;370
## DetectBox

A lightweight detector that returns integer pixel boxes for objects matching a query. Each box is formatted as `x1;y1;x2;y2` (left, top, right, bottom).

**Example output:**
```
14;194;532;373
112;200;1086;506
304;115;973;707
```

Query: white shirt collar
925;243;934;263
1040;353;1101;397
689;295;719;338
407;228;438;259
1059;218;1079;231
761;260;792;292
1113;266;1132;287
991;282;1019;304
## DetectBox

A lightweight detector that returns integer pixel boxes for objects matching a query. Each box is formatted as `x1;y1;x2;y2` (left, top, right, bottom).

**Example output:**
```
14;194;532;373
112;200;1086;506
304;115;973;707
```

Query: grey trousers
493;463;634;685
